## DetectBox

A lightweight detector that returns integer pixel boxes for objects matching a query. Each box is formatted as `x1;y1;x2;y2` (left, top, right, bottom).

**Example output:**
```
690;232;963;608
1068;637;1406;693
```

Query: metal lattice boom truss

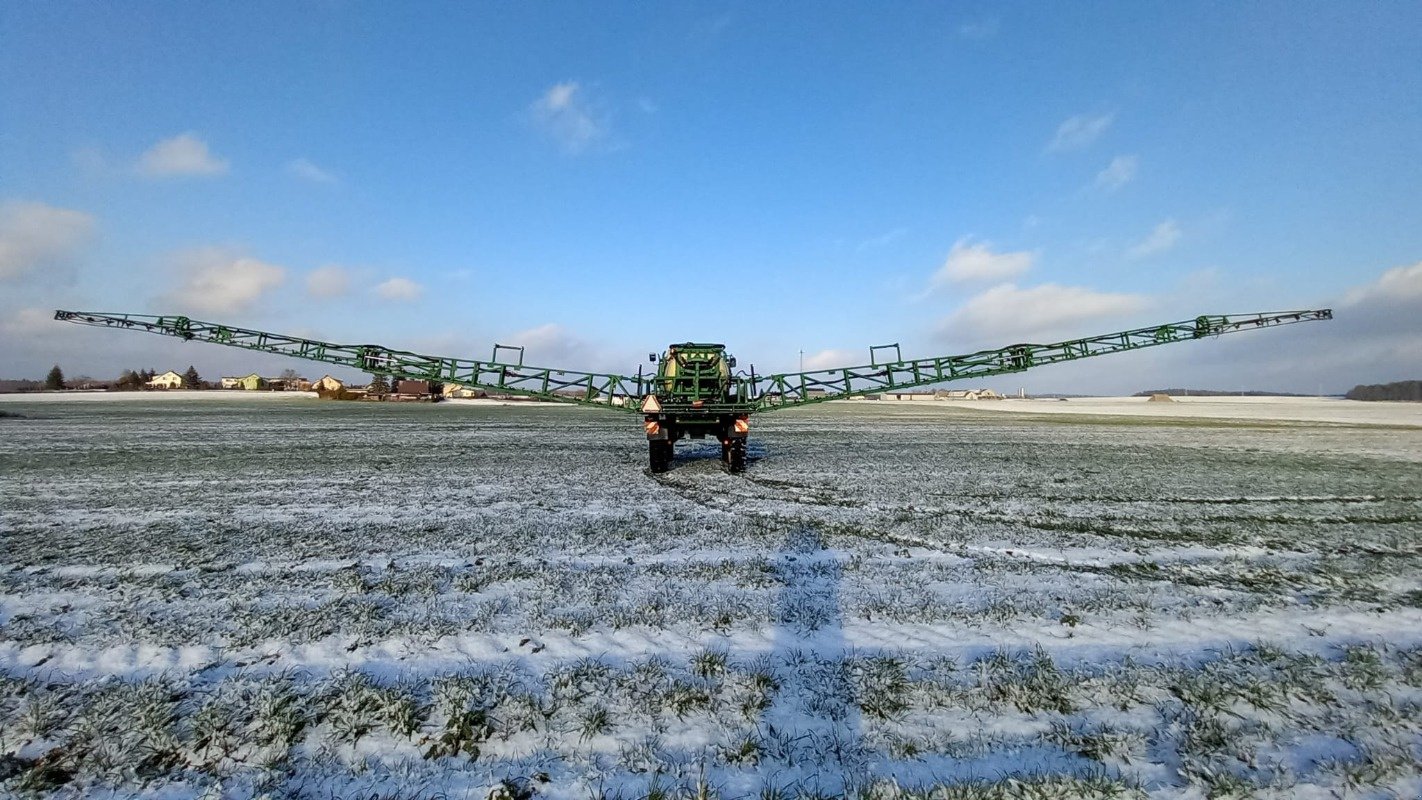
54;308;1331;412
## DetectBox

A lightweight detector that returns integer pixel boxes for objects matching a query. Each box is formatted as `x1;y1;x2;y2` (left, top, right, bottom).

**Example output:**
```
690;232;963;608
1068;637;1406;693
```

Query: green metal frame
54;308;1331;412
53;310;648;411
750;309;1333;410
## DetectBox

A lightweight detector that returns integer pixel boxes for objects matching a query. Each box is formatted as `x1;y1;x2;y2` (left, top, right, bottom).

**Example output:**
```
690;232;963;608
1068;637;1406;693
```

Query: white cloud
1158;261;1422;394
1047;113;1113;152
136;133;229;177
374;276;423;301
0;201;96;280
803;348;862;370
1094;155;1139;191
306;265;352;298
1342;260;1422;308
492;322;642;373
162;248;285;314
287;158;337;184
930;238;1036;288
1127;219;1182;259
2;307;69;337
531;82;607;154
938;282;1150;342
505;323;596;367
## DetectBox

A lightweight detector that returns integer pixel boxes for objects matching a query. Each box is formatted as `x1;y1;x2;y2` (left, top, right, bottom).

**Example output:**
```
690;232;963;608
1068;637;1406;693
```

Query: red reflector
692;400;704;408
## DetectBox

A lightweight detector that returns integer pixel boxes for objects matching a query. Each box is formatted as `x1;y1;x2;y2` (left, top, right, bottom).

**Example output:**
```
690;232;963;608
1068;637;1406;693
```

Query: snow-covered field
1;397;1420;798
936;395;1422;428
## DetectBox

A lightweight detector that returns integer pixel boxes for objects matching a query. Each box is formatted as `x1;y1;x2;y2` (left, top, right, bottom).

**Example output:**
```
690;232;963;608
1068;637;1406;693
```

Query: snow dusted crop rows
1;398;1420;799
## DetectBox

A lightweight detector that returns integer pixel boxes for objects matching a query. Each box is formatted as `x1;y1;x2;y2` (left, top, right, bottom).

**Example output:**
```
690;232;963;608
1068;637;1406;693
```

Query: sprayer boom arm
749;309;1333;410
55;308;1331;411
52;310;646;410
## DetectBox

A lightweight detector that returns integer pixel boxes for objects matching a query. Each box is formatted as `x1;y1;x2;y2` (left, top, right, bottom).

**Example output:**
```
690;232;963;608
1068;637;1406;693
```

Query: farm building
146;370;184;389
312;375;343;392
221;374;264;391
941;389;1003;400
442;384;484;399
394;379;434;398
261;376;309;391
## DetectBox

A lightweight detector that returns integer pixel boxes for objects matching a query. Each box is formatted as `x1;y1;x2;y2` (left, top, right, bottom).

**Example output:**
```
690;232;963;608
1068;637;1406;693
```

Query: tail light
733;418;749;434
644;421;660;435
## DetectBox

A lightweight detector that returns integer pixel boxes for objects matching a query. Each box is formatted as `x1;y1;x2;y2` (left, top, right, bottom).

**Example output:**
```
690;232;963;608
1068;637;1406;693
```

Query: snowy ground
931;395;1422;428
1;397;1420;798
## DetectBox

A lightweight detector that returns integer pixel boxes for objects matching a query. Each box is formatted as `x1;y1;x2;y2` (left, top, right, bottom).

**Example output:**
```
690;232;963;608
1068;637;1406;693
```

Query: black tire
720;440;732;463
727;438;746;473
649;440;672;473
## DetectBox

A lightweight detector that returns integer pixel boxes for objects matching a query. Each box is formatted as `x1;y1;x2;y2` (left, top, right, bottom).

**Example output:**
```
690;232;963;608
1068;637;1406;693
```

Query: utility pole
799;349;803;372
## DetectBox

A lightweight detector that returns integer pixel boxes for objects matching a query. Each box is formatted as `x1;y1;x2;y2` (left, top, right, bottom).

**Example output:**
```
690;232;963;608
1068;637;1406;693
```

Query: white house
147;370;184;390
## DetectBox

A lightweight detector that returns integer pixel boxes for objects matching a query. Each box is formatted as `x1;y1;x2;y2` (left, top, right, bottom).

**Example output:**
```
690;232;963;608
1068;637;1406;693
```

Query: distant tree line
1345;380;1422;402
113;369;155;391
1;365;212;393
1133;388;1313;397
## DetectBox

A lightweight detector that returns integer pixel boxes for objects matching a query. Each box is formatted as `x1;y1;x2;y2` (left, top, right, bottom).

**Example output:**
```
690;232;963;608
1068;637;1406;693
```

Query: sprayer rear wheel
649;440;673;473
726;439;746;474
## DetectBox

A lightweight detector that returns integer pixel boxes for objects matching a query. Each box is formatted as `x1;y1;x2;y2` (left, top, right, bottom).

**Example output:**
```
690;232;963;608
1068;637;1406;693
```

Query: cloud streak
306;265;352;299
1047;113;1113;152
531;82;608;154
856;227;907;252
957;19;999;40
1095;155;1139;191
0;200;96;281
374;276;423;301
287;158;338;184
1127;220;1182;259
803;348;862;370
937;282;1149;343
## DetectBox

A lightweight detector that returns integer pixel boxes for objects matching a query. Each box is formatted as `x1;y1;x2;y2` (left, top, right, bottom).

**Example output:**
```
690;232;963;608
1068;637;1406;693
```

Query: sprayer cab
640;343;752;474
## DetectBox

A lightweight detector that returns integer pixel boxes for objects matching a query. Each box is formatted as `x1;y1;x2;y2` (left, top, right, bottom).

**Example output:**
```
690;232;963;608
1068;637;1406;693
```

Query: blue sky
3;2;1420;392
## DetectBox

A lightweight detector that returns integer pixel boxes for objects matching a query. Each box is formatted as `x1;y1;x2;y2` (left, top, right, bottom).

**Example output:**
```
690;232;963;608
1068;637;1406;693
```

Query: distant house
940;389;1003;401
261;376;308;391
223;373;264;391
312;375;344;392
146;370;184;390
442;384;485;399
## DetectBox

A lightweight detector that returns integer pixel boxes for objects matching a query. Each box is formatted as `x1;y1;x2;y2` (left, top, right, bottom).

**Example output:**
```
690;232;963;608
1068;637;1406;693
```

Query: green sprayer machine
55;309;1331;473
